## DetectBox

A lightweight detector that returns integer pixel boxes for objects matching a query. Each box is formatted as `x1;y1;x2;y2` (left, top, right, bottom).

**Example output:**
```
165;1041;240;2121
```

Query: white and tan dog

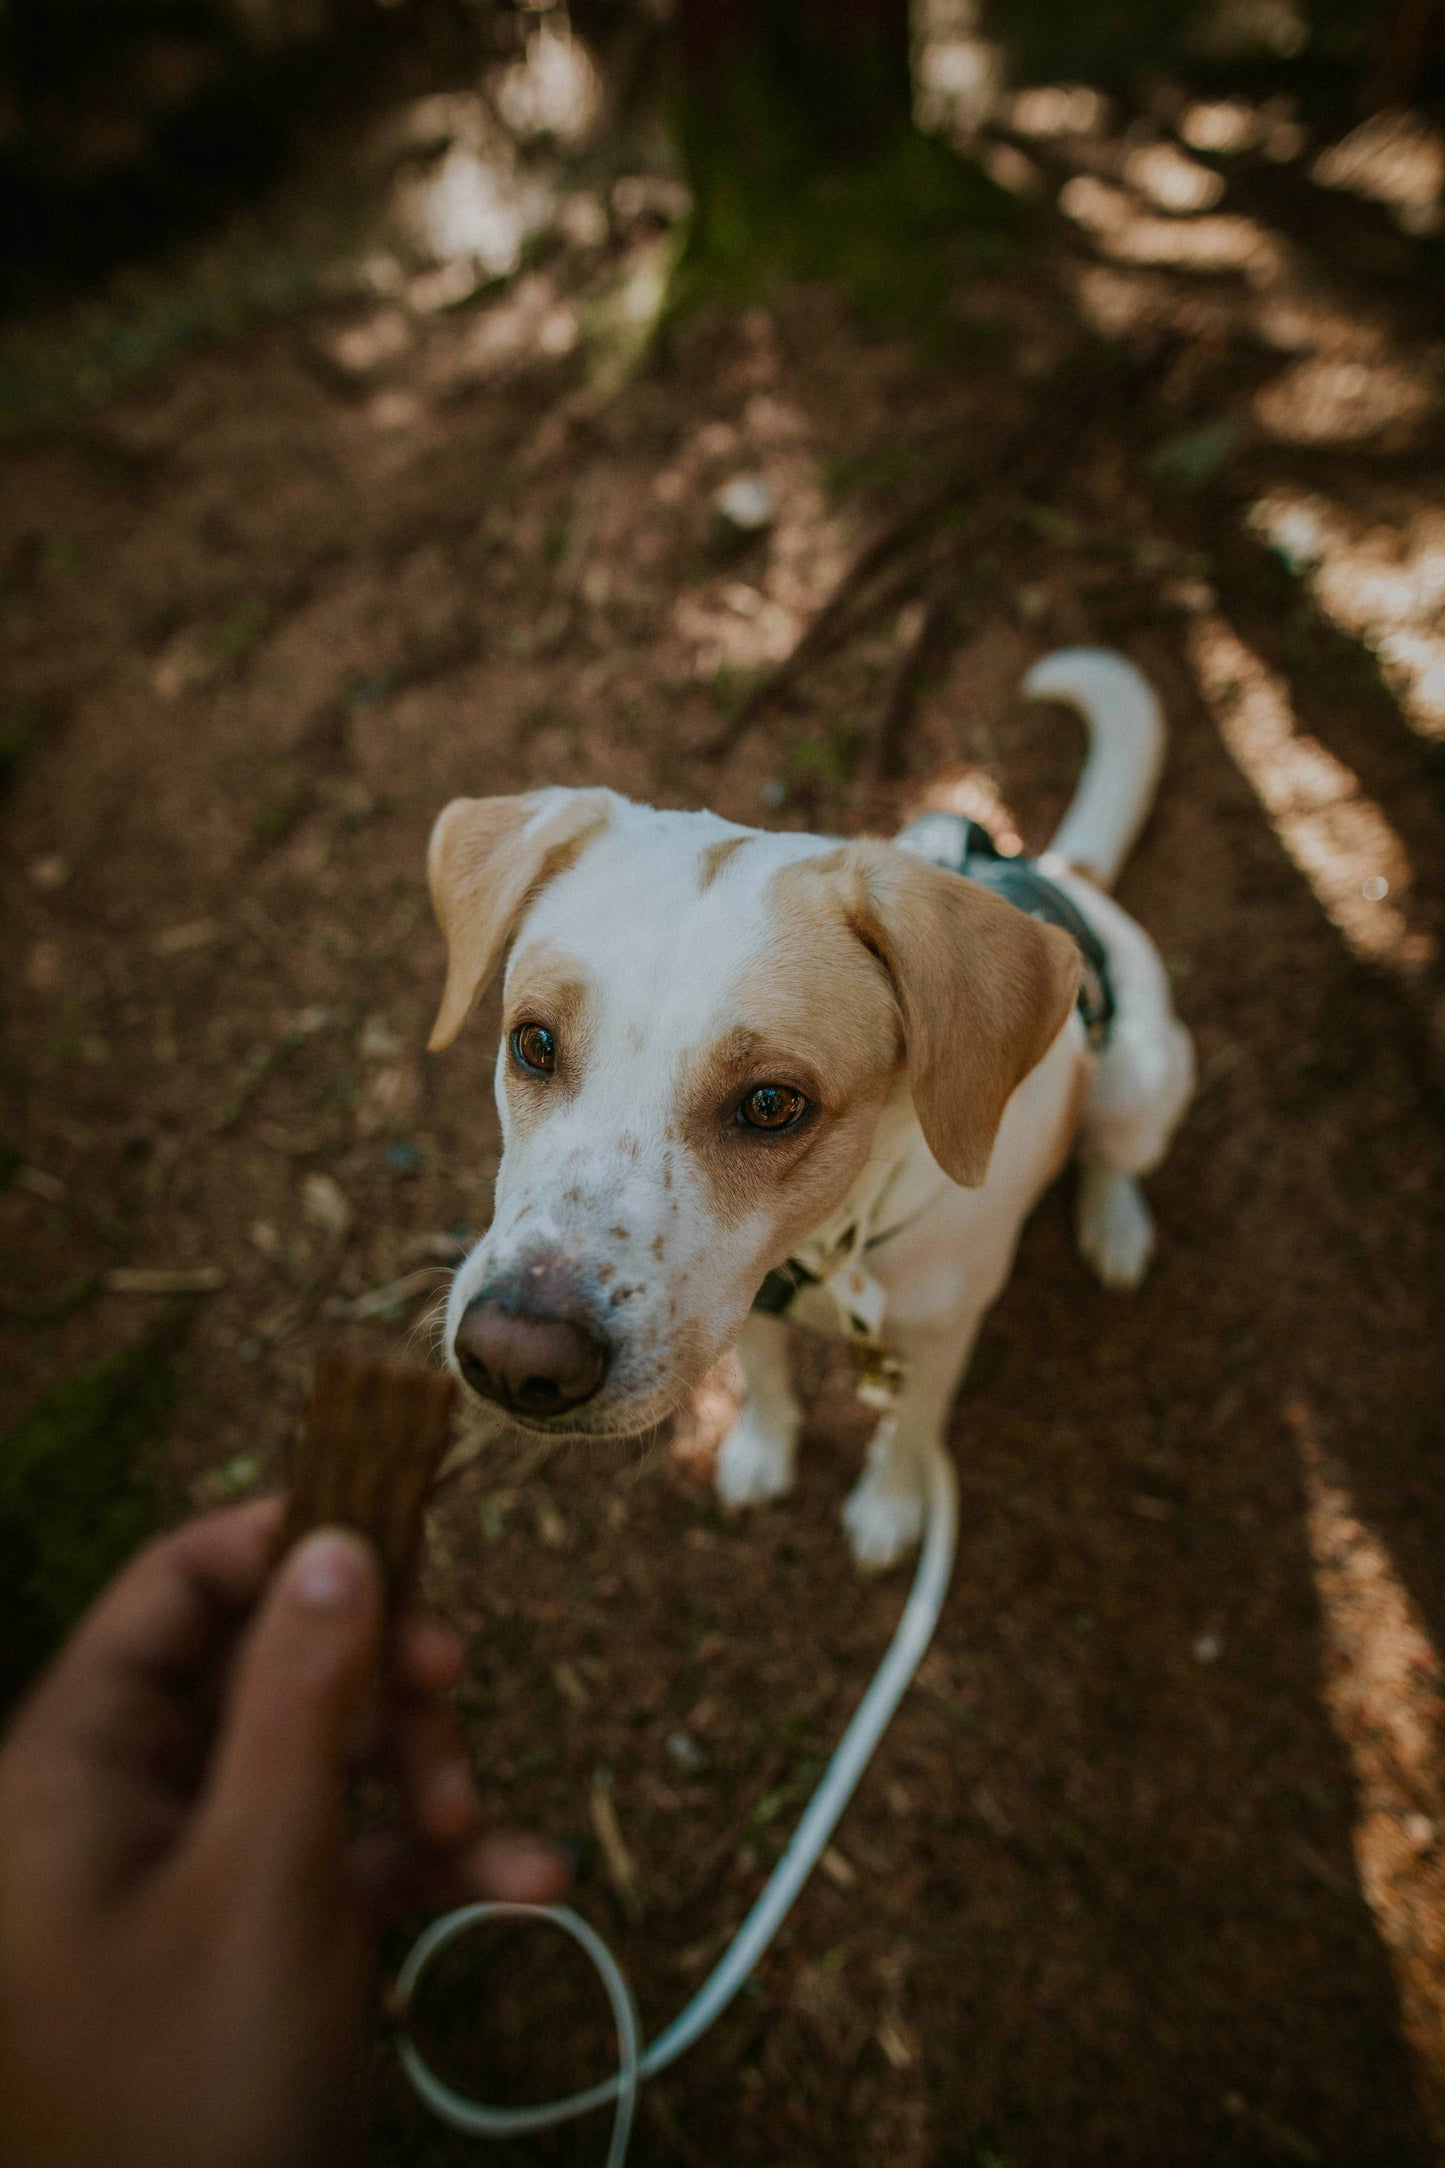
431;650;1193;1569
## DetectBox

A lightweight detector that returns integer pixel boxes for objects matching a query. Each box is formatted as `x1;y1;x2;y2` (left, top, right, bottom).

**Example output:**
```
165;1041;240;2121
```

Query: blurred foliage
670;94;1018;343
0;1325;179;1716
667;10;1019;346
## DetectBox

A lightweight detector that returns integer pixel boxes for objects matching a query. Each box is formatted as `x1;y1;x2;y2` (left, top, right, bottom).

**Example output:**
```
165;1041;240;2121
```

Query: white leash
392;1442;959;2163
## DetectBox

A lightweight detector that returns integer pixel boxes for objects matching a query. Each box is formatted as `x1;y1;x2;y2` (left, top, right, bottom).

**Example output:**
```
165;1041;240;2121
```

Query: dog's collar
752;1140;945;1407
895;812;1115;1048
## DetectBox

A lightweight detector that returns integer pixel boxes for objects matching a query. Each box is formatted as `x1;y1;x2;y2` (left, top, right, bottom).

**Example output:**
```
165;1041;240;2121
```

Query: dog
430;649;1194;1569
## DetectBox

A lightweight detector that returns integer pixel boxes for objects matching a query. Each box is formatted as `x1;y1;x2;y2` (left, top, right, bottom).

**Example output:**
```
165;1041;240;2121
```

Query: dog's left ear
427;787;613;1051
848;841;1083;1187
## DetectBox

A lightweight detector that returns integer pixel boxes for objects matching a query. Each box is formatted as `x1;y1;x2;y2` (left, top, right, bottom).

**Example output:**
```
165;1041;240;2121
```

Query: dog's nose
454;1297;609;1419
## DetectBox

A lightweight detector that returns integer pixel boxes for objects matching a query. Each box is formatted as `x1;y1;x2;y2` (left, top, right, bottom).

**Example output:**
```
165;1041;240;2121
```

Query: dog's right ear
427;788;612;1051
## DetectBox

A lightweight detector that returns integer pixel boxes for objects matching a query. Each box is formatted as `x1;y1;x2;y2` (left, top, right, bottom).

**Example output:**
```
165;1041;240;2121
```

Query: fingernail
287;1528;370;1611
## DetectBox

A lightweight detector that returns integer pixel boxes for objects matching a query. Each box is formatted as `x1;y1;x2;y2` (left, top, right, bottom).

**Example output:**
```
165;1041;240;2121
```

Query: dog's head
428;787;1079;1436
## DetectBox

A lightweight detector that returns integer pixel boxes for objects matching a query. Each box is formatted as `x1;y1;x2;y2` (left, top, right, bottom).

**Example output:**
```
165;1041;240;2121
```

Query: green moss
0;1328;179;1714
667;65;1019;350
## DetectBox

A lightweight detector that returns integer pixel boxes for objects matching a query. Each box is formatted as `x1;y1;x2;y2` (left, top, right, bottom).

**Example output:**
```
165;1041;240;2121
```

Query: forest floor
3;40;1445;2168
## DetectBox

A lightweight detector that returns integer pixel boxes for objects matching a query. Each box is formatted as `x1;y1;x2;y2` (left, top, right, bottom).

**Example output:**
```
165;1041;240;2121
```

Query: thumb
195;1528;384;1893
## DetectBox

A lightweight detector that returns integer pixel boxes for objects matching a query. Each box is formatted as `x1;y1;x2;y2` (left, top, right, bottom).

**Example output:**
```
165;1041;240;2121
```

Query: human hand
0;1498;565;2168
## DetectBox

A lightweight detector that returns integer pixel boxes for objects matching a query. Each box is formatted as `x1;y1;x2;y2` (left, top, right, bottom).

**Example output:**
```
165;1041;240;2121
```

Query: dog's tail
1025;648;1165;892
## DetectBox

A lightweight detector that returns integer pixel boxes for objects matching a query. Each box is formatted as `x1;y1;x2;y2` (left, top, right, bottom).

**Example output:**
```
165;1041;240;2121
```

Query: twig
865;582;959;787
711;425;1031;749
590;1770;645;1920
859;415;1094;791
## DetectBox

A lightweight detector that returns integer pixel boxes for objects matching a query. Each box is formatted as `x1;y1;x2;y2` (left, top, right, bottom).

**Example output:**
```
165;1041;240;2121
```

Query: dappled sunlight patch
580;237;672;398
1313;111;1445;239
493;16;604;149
1177;94;1305;160
1069;261;1189;340
1291;1399;1445;2147
1253;288;1385;359
324;306;413;377
440;270;577;386
912;0;1006;142
1251;492;1445;740
1122;141;1226;214
1059;174;1284;281
1006;84;1110;140
1254;352;1437;446
398;141;554;281
673;580;799;682
1187;615;1434;971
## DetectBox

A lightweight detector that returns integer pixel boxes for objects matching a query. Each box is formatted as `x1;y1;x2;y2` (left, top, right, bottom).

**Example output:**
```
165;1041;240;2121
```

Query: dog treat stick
280;1350;456;1604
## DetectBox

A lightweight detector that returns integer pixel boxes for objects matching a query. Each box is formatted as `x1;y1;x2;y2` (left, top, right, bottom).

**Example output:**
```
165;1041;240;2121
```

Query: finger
346;1615;462;1769
463;1831;572;1905
393;1610;463;1696
193;1528;384;1894
351;1827;571;1922
391;1697;478;1847
13;1498;284;1759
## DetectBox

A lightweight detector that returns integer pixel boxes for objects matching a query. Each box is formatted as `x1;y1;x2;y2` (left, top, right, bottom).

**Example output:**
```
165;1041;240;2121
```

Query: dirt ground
3;48;1445;2168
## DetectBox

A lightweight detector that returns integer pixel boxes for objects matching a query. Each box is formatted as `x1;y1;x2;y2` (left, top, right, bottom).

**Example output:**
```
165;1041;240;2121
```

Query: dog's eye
738;1084;809;1133
511;1023;556;1075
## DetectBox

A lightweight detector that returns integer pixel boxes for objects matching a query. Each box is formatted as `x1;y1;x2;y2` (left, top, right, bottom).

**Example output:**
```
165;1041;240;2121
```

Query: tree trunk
674;0;913;159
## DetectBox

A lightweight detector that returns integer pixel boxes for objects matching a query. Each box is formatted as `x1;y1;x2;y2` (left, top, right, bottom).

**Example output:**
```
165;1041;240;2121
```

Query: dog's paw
716;1405;796;1508
843;1472;925;1572
1077;1169;1155;1291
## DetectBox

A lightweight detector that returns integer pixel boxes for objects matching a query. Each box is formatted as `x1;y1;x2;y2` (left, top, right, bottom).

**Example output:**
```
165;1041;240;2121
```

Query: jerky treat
280;1350;456;1605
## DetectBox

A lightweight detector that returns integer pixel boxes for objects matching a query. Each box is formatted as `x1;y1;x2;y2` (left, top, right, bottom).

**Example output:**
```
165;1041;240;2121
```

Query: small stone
154;919;221;957
759;778;787;809
302;1172;353;1240
28;855;69;891
360;1014;404;1061
535;1499;568;1549
666;1731;706;1774
714;474;775;533
1194;1631;1222;1664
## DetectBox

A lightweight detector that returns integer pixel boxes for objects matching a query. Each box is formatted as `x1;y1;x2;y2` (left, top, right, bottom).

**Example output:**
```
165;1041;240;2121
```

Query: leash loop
394;1446;958;2159
394;1903;641;2168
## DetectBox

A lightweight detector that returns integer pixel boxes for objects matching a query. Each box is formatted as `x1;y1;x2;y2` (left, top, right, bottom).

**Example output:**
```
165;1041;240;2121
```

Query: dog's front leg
716;1310;802;1508
842;1319;978;1571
